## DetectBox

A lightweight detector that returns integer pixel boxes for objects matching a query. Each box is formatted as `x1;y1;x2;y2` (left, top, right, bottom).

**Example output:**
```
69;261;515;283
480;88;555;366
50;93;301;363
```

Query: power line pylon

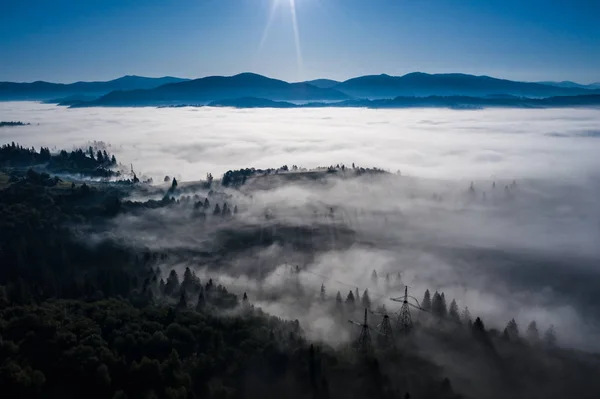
349;308;372;352
369;309;395;348
393;286;413;334
378;314;395;348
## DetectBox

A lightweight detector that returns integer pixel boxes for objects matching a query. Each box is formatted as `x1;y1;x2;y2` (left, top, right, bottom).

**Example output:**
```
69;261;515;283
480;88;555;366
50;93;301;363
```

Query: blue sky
1;0;599;83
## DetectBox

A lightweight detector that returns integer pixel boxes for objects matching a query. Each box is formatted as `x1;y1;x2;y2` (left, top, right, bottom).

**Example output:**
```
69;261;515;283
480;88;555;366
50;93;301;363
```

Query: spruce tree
361;289;371;310
422;289;432;312
335;291;343;312
354;287;360;303
432;291;442;317
320;284;326;302
371;270;378;284
439;293;448;318
176;290;187;310
164;270;180;297
526;321;539;343
448;299;460;323
506;319;519;339
196;291;206;311
345;291;356;313
544;325;557;347
461;306;472;325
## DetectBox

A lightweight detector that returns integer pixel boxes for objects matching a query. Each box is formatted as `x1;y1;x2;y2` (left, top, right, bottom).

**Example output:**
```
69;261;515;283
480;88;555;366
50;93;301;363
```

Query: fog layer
2;102;600;182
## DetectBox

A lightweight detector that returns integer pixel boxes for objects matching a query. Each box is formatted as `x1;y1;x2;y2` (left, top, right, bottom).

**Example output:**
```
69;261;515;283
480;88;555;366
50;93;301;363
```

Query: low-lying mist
2;101;600;352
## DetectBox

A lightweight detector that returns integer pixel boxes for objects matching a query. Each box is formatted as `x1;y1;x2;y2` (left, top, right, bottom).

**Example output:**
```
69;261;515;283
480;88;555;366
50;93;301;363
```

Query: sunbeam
289;0;304;78
256;0;304;79
257;0;280;54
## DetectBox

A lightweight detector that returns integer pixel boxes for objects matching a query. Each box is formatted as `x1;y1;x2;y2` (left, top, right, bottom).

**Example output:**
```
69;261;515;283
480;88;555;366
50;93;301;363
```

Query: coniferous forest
1;143;599;399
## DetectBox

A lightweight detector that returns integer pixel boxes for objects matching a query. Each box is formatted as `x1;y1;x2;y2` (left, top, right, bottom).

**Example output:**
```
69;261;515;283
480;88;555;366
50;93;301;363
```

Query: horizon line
2;71;600;87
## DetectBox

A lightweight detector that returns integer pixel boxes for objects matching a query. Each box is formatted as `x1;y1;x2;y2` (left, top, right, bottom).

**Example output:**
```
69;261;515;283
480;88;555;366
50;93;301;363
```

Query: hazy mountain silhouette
75;73;349;107
301;79;341;89
538;81;600;90
0;75;189;101
333;72;600;99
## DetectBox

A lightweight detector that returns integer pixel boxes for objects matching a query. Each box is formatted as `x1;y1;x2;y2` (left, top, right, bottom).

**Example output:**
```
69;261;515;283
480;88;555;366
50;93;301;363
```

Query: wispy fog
2;102;600;351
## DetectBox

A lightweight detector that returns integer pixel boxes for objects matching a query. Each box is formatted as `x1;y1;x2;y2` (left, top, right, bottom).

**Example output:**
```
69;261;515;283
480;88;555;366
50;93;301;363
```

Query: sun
259;0;304;78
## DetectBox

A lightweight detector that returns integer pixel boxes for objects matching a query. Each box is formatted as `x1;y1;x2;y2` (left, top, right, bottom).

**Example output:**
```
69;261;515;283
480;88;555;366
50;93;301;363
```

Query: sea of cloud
2;102;600;182
2;102;600;351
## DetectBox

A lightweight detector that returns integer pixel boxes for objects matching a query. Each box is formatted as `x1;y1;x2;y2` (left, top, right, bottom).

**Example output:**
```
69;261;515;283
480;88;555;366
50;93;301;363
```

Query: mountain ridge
0;76;190;101
333;72;600;99
3;72;600;105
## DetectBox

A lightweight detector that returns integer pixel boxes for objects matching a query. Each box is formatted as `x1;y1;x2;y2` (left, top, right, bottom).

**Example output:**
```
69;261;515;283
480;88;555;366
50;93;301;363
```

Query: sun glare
258;0;304;78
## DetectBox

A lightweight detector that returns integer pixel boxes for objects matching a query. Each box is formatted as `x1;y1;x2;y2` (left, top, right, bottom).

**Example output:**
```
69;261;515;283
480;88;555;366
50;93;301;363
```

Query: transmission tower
349;308;372;352
369;309;395;348
378;314;395;348
393;286;413;334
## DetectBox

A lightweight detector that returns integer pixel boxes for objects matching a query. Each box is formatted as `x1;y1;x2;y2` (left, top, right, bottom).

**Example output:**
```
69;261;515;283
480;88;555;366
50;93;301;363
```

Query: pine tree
335;291;343;312
461;306;472;325
371;270;378;284
111;154;117;165
506;319;519;339
196;291;206;311
345;291;356;313
164;270;180;297
526;321;539;343
204;198;210;209
432;291;442;317
182;267;194;291
171;178;178;190
159;278;166;294
97;150;103;163
439;293;447;318
422;289;432;312
361;289;371;310
176;290;187;310
385;273;390;286
213;203;221;215
544;325;557;347
233;205;238;214
355;287;360;303
320;283;326;302
242;292;248;303
448;299;460;323
472;317;485;333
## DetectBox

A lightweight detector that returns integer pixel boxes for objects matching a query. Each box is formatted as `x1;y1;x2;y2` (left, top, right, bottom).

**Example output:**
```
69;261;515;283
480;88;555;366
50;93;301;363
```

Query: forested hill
1;144;599;399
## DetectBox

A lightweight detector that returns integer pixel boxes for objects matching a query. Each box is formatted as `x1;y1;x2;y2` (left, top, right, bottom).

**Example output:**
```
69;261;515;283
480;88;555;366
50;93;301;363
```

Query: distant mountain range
537;81;600;90
2;72;600;108
78;73;349;107
332;73;600;99
0;75;189;101
302;79;341;89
